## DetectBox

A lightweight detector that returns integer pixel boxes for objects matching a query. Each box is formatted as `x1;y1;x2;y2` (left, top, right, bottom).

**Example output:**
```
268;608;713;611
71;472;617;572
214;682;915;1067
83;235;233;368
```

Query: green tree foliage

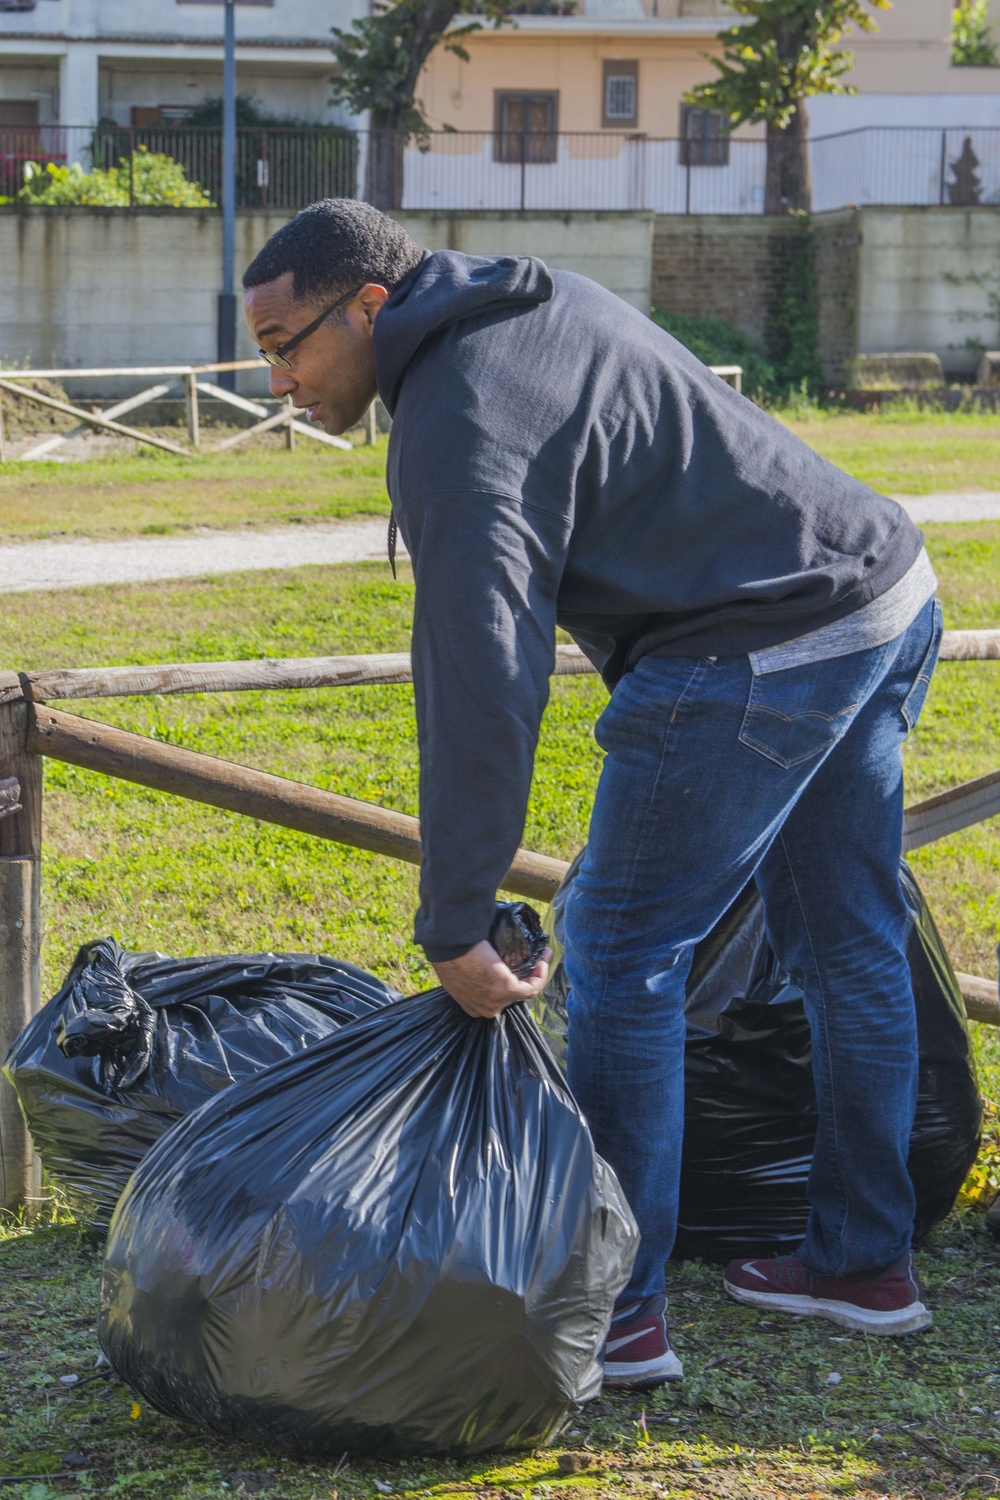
17;148;214;207
952;0;998;66
186;92;357;130
330;0;515;207
686;0;889;213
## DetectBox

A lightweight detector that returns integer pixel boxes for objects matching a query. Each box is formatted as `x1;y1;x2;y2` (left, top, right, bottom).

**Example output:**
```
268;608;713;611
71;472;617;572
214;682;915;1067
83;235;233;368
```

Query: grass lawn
1;524;999;1498
0;407;996;543
780;408;1000;498
0;439;393;542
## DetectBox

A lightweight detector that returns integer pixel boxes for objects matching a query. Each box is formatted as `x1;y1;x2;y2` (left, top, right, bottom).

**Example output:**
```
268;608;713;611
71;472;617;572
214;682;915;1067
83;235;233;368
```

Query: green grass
0;408;997;545
1;525;999;1498
780;408;1000;497
0;439;392;542
1;1212;999;1499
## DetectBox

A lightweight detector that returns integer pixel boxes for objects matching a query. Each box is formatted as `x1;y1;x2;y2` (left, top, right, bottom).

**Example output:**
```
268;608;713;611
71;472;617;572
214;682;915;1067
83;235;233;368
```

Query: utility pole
217;0;237;392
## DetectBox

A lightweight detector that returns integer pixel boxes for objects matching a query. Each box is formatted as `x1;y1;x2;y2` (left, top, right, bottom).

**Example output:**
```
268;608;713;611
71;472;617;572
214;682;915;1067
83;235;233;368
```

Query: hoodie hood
373;250;554;414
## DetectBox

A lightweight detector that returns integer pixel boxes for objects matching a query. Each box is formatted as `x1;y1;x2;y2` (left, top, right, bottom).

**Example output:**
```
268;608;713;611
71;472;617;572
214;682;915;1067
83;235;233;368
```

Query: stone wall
651;215;801;349
0;207;653;397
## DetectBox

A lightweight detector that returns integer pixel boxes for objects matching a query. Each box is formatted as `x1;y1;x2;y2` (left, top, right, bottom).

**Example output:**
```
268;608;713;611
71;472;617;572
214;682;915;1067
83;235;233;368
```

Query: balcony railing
0;124;357;209
1;124;997;215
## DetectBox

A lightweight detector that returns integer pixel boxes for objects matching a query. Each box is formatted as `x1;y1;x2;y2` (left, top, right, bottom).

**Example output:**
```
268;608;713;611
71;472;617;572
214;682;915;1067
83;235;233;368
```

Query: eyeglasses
256;285;362;368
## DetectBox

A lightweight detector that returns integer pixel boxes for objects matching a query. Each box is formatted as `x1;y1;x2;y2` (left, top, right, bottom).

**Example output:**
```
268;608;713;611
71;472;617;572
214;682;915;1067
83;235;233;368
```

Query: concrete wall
396;210;653;313
0;208;282;398
855;208;1000;379
4;202;994;396
0;206;653;396
653;205;1000;385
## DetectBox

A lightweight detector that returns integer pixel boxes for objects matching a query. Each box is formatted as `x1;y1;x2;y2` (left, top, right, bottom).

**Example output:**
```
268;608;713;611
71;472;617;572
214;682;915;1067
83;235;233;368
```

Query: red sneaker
723;1251;932;1335
602;1294;684;1389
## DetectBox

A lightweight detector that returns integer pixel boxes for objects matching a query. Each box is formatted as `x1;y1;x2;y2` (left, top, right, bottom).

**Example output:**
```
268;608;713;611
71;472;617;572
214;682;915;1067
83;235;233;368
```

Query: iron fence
0;124;357;208
809;125;1000;211
1;124;998;215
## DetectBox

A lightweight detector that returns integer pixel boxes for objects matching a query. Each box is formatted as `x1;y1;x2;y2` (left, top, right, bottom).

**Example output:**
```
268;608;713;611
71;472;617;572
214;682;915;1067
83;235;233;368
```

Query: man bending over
242;199;940;1388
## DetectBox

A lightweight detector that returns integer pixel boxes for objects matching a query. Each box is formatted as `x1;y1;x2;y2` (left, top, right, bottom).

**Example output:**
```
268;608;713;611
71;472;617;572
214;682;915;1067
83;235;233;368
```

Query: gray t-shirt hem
748;549;937;676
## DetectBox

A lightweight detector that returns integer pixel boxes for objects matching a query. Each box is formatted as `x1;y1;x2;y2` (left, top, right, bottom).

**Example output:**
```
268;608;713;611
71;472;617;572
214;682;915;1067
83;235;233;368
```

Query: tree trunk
764;99;812;215
365;113;406;211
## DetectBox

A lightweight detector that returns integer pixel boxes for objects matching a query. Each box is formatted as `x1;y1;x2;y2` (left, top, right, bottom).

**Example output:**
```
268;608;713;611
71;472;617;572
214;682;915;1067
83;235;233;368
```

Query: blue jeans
564;597;943;1304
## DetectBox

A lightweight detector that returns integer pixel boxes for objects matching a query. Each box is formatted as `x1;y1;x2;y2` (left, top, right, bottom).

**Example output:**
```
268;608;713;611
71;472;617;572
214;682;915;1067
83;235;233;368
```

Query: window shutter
601;60;638;129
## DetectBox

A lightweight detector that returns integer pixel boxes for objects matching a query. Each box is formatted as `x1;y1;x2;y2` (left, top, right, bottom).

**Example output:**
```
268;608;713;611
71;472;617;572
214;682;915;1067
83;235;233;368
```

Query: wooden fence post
184;370;200;449
0;699;41;1215
284;397;296;451
365;400;377;446
0;397;6;463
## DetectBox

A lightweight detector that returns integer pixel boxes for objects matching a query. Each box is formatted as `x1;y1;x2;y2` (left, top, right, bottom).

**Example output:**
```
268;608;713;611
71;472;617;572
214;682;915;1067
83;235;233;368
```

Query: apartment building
417;0;1000;141
0;0;359;130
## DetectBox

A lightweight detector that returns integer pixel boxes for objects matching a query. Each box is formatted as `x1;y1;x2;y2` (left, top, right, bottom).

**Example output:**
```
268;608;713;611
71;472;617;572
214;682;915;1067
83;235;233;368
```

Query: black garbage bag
3;938;401;1234
534;859;981;1262
98;905;638;1458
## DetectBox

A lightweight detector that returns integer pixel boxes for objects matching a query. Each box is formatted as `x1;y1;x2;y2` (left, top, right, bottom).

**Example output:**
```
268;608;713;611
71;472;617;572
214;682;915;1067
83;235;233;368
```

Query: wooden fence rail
0;643;593;705
2;635;999;1212
2;634;997;706
27;704;566;904
0;358;356;459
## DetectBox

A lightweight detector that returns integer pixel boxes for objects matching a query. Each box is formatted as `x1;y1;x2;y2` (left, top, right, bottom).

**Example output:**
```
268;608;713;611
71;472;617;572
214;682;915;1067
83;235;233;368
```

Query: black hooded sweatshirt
373;251;923;961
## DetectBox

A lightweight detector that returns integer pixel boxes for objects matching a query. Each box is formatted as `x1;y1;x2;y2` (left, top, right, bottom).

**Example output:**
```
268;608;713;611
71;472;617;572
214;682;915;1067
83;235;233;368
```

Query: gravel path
0;518;400;594
0;493;995;595
894;493;1000;524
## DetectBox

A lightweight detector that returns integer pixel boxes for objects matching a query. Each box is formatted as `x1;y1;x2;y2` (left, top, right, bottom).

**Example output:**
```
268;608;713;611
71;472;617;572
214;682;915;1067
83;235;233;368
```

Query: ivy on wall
765;212;823;393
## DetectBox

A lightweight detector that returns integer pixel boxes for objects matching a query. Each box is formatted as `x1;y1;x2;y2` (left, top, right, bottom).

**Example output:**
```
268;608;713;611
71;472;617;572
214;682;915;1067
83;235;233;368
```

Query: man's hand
433;940;551;1019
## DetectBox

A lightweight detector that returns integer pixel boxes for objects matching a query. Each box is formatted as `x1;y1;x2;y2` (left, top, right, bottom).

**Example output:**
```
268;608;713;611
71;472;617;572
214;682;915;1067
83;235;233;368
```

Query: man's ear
357;283;390;326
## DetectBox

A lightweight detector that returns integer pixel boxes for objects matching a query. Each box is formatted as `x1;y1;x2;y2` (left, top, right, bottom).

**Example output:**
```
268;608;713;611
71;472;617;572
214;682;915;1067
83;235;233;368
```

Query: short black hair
242;198;424;304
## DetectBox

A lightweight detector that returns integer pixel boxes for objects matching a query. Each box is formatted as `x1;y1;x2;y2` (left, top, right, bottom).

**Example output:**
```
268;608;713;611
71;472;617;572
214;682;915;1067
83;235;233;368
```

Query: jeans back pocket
738;650;888;771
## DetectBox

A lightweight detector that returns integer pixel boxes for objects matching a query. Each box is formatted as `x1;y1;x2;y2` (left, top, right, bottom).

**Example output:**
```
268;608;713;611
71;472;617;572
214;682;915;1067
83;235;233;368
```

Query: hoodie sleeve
397;486;572;961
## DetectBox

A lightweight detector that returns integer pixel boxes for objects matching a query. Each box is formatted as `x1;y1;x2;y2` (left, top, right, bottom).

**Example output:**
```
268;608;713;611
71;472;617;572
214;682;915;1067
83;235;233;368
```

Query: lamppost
216;0;237;391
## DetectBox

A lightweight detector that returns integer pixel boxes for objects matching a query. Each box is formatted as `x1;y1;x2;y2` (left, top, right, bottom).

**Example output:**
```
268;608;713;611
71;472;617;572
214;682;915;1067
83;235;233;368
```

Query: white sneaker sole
603;1348;684;1388
723;1278;933;1335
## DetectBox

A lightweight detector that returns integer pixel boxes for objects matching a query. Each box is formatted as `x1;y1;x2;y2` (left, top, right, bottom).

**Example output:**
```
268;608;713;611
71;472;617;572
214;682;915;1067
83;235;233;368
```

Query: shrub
17;148;214;208
650;306;778;398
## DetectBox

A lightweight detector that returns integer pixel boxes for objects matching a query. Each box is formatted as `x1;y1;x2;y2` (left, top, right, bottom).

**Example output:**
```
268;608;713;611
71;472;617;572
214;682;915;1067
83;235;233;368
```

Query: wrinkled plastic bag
3;939;401;1234
534;859;981;1262
98;904;638;1457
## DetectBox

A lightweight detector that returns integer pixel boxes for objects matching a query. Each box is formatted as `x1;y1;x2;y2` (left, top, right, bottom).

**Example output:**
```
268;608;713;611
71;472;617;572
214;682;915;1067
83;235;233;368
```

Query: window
679;105;730;166
131;106;195;128
494;92;558;164
602;60;638;129
0;101;39;126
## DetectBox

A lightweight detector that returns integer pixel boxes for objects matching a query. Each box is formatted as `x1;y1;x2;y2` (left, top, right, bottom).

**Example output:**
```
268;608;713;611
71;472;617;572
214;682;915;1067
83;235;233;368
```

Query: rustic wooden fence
0;360;358;459
2;633;998;1213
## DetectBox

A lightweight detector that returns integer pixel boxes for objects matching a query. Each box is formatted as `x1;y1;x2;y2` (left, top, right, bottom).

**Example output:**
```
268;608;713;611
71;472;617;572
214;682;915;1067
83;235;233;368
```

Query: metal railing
810;125;1000;212
1;124;998;215
0;124;357;209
